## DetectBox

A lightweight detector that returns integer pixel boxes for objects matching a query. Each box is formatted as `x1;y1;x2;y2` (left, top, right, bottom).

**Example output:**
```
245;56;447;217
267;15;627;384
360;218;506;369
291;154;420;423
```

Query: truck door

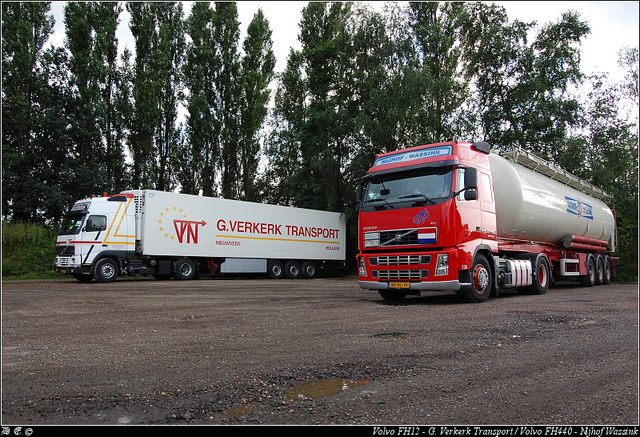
81;214;108;265
479;172;497;240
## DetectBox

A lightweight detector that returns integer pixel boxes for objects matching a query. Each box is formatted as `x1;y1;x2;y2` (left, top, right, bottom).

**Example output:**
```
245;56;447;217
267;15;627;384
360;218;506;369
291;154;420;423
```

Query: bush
2;222;57;277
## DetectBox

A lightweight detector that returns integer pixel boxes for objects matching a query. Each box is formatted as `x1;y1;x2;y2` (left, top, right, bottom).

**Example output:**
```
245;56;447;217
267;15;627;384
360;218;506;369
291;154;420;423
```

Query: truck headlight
363;232;380;247
435;254;449;276
359;256;367;276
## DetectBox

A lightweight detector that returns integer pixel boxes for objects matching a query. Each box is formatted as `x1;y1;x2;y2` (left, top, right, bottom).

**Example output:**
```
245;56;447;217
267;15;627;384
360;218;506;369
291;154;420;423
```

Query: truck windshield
360;166;453;211
58;213;86;235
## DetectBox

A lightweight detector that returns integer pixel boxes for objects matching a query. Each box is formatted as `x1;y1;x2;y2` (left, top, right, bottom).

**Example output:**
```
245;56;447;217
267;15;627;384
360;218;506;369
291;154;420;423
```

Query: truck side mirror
464;190;478;201
464;167;478;190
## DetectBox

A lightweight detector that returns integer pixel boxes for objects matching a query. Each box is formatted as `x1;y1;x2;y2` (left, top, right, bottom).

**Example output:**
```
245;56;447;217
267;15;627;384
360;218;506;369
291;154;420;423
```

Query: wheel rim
180;262;193;277
538;263;548;288
473;264;489;292
101;263;115;279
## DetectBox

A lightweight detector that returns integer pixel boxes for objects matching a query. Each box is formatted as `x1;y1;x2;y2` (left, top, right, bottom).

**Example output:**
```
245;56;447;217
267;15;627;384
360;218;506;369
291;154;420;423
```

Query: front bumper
358;279;468;291
55;257;92;276
357;248;472;293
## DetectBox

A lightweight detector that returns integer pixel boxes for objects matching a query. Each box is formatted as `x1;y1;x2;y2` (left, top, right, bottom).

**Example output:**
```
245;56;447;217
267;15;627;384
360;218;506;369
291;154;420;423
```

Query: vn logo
413;208;429;225
158;206;207;244
174;219;207;244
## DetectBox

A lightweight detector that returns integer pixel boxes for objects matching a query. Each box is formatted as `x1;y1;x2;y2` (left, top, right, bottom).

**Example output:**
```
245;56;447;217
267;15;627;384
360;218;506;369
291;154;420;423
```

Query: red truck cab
357;141;497;302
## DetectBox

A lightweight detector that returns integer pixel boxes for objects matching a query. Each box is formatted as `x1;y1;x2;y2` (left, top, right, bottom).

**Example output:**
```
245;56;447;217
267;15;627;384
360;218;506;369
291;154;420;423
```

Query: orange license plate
387;282;410;289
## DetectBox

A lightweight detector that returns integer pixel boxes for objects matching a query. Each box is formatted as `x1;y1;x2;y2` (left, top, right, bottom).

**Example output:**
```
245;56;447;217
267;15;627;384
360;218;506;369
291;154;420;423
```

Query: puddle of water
285;378;372;401
216;378;373;418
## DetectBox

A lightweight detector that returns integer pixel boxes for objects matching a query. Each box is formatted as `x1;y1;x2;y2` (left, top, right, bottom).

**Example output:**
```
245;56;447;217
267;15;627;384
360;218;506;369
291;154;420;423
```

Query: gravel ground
1;276;638;426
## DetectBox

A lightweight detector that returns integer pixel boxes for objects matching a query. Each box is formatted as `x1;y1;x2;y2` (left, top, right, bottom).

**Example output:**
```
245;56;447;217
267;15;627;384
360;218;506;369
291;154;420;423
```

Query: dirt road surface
1;276;638;426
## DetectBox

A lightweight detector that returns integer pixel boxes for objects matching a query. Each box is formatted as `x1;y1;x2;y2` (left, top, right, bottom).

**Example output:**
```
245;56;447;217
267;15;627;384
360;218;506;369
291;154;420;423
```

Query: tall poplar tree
127;1;158;189
182;1;218;196
150;2;184;192
239;9;275;202
214;2;242;199
65;2;128;194
127;1;184;190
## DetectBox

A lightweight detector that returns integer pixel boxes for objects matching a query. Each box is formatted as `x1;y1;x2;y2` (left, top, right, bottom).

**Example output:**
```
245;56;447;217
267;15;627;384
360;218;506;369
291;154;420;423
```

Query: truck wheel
94;258;119;283
579;256;596;287
284;261;301;279
603;256;612;284
378;290;407;301
301;261;318;279
174;258;196;280
462;254;492;303
595;255;605;285
528;255;550;295
268;260;284;279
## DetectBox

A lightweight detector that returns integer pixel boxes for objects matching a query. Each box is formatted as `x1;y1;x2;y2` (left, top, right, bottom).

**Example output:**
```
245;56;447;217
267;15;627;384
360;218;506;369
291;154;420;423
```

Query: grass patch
2;222;57;278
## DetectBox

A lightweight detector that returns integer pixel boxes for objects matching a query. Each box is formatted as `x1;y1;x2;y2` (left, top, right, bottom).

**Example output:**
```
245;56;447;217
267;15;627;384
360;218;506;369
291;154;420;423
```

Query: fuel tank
488;152;615;249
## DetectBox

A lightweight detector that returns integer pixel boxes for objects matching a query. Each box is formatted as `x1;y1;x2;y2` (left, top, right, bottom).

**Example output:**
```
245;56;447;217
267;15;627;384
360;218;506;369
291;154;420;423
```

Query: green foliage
215;2;242;199
2;222;57;277
127;1;185;191
182;1;218;196
239;8;276;201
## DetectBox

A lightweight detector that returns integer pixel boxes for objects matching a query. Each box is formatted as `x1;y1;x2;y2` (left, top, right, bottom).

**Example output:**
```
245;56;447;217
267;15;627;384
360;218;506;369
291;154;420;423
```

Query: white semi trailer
55;190;346;282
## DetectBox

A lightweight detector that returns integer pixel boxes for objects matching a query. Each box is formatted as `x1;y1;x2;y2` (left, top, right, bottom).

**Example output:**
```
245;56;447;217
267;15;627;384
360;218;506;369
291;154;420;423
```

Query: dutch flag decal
418;228;437;244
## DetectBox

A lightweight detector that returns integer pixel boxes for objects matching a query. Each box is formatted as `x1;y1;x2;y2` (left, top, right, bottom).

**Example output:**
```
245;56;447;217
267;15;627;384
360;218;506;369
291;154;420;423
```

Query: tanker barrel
488;151;616;248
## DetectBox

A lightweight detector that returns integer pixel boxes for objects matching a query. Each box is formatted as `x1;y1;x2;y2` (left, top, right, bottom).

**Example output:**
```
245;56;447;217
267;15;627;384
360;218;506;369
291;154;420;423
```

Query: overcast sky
48;1;638;83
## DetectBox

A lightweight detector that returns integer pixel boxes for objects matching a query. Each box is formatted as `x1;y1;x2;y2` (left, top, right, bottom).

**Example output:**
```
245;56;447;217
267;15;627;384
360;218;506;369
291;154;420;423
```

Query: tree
460;4;590;159
126;1;184;191
214;2;242;199
262;48;307;206
409;1;469;143
295;1;352;212
65;2;128;194
150;2;185;192
182;1;218;196
127;1;159;189
458;2;532;143
578;51;638;281
618;45;638;108
238;9;275;202
1;2;71;223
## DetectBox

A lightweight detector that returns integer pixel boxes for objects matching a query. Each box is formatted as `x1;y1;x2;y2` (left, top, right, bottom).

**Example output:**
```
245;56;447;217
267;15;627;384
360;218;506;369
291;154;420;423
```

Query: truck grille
380;229;418;246
57;257;72;267
56;245;75;256
375;270;427;280
375;255;421;265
